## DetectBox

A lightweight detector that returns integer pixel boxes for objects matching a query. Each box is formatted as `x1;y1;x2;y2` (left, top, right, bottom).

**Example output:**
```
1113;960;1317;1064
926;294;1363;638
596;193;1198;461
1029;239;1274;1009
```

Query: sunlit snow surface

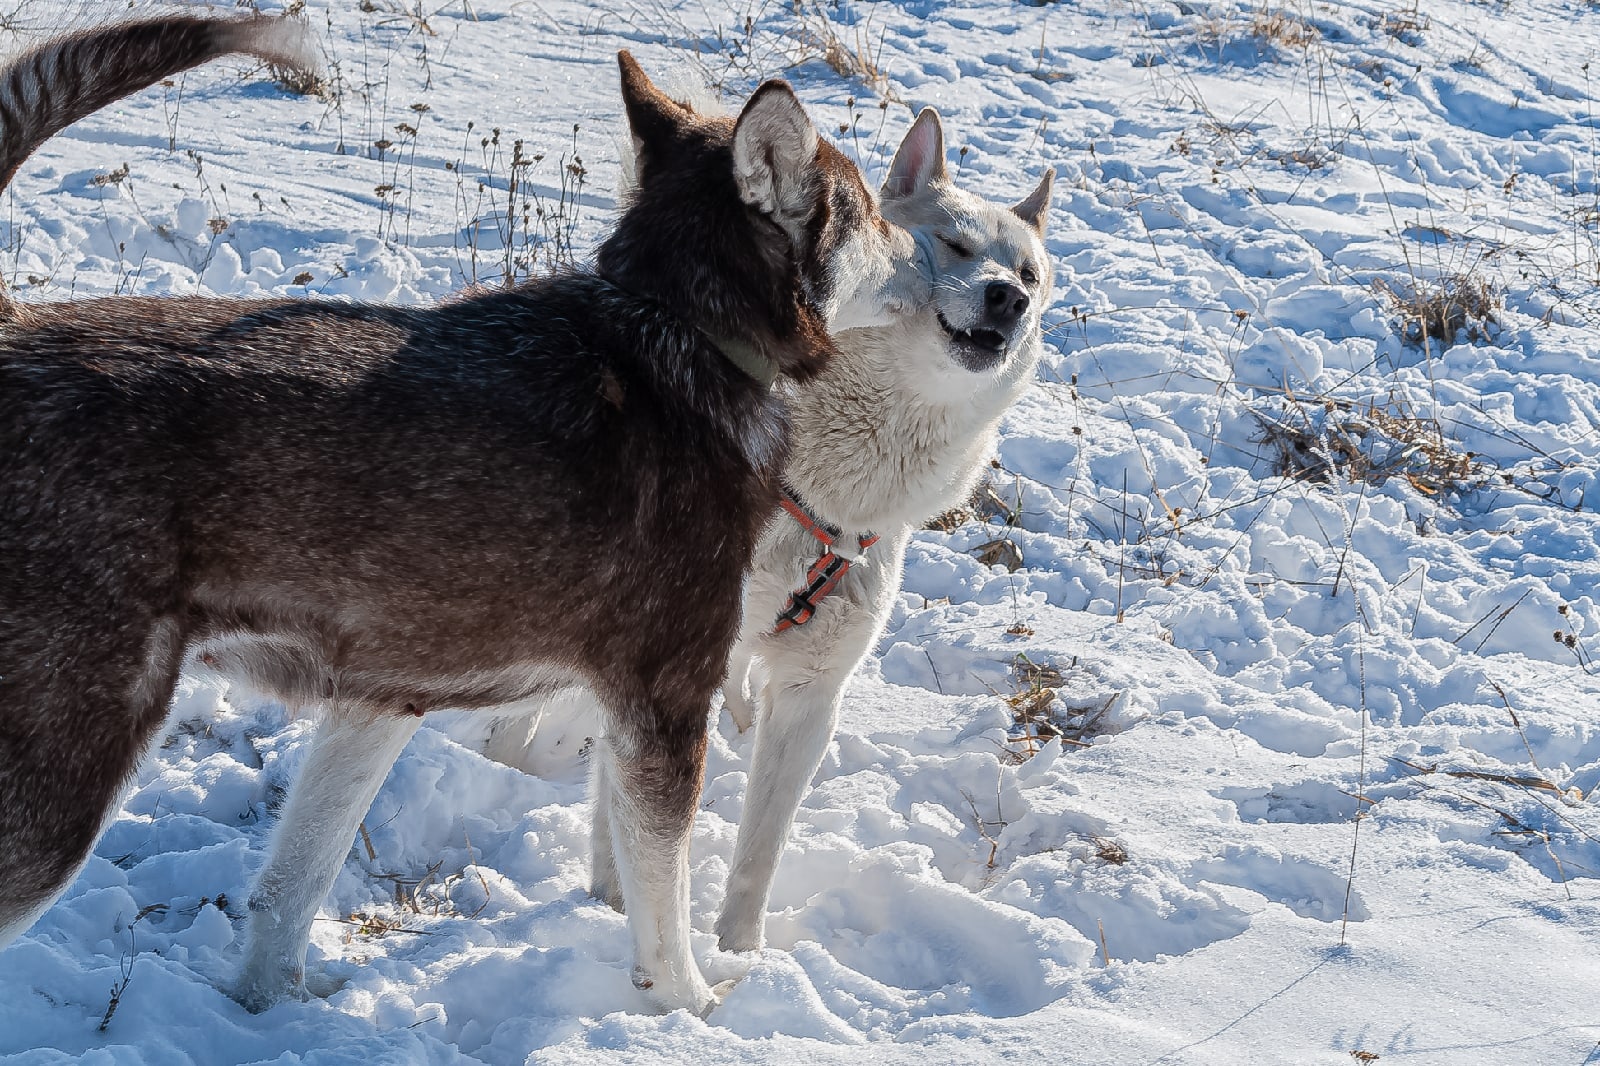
4;1;1600;1062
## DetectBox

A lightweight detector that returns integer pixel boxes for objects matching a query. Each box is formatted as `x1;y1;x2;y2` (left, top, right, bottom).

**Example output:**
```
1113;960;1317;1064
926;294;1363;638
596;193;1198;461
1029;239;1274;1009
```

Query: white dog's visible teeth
935;311;969;341
937;311;1006;355
970;328;1006;352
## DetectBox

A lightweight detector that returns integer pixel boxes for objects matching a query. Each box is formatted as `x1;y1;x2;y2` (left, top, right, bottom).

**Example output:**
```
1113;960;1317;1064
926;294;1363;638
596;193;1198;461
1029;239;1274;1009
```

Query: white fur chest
781;323;1038;534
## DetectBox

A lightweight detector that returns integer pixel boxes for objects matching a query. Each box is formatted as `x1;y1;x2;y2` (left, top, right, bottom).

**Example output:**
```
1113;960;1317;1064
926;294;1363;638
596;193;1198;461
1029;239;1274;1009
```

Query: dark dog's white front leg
595;719;718;1014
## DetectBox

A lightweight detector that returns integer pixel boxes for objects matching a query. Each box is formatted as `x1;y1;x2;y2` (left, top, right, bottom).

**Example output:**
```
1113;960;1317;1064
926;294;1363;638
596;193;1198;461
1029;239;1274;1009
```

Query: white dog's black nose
984;281;1029;325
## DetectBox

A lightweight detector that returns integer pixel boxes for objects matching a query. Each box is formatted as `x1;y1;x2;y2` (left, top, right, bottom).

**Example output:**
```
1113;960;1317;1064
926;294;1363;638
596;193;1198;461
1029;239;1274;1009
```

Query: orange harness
773;489;879;634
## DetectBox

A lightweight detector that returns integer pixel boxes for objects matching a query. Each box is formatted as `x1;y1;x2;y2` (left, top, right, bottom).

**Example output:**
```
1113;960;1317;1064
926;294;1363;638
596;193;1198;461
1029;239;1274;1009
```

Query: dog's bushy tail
0;14;317;193
0;13;318;313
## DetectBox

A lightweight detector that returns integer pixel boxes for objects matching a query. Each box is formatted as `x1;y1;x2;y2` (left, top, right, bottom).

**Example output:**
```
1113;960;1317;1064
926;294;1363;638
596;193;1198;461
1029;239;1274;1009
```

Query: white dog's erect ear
732;81;819;236
1012;168;1054;237
884;108;947;199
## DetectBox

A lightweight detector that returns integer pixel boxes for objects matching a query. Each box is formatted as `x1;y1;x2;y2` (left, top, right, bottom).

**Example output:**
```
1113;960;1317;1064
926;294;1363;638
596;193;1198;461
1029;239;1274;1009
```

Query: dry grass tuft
1373;272;1501;345
338;910;419;940
272;62;332;99
1198;4;1321;54
925;477;1018;536
1379;4;1430;45
1093;837;1129;864
1004;655;1064;759
1007;655;1062;718
639;0;898;99
1247;6;1320;48
264;0;331;97
789;0;894;98
1268;144;1337;170
924;505;973;533
1254;398;1480;496
1003;655;1120;758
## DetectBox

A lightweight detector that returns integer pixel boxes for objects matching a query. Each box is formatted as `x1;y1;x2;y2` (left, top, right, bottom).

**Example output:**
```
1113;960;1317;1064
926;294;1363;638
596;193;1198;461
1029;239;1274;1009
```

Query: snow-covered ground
4;0;1600;1062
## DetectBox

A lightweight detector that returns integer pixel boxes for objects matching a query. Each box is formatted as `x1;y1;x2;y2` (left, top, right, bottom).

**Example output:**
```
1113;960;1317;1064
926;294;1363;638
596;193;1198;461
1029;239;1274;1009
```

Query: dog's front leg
596;707;719;1014
714;657;853;953
716;533;907;953
235;708;421;1012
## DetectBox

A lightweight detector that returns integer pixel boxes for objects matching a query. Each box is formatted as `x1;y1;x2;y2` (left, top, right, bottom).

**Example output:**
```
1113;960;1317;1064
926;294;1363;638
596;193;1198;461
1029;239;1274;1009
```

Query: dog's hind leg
588;749;624;911
235;708;419;1012
0;612;187;947
715;533;908;953
595;695;718;1014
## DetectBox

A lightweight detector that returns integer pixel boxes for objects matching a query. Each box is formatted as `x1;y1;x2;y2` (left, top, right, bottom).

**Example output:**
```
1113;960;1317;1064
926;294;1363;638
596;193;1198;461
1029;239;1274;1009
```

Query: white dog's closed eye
912;230;939;285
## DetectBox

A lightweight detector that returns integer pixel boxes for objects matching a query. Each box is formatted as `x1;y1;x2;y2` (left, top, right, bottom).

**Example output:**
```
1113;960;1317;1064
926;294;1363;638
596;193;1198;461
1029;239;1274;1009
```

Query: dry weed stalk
1391;758;1579;899
960;787;1006;873
98;902;167;1032
450;121;587;287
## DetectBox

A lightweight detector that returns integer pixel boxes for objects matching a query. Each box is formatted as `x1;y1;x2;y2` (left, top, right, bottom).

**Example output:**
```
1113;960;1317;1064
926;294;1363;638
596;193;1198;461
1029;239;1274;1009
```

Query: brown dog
0;13;926;1014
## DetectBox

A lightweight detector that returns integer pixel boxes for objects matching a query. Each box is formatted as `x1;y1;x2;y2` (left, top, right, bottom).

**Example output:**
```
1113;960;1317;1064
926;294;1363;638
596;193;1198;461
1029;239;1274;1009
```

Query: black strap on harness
772;487;878;633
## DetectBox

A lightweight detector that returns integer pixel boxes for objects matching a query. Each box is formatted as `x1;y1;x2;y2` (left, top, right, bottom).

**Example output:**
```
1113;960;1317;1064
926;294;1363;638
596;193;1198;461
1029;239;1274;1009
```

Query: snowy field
3;0;1600;1062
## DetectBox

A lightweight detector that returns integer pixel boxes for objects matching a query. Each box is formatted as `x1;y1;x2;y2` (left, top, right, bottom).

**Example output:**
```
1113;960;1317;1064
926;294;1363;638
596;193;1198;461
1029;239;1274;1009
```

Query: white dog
711;109;1054;951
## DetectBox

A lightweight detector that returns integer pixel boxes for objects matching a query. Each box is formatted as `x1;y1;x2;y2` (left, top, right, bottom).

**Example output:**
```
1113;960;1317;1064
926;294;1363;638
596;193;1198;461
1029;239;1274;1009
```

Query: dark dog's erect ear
617;51;693;165
883;108;947;199
1012;168;1054;237
732;81;819;243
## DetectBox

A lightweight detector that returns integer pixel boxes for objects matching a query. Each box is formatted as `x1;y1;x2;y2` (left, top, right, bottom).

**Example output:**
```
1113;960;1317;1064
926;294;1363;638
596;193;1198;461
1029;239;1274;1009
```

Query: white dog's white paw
714;902;765;954
231;965;306;1014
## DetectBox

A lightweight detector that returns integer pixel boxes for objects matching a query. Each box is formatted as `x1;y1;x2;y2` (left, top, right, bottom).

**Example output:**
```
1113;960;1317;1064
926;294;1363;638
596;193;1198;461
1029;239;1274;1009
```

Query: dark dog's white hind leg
716;531;908;952
235;709;420;1011
588;748;624;911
